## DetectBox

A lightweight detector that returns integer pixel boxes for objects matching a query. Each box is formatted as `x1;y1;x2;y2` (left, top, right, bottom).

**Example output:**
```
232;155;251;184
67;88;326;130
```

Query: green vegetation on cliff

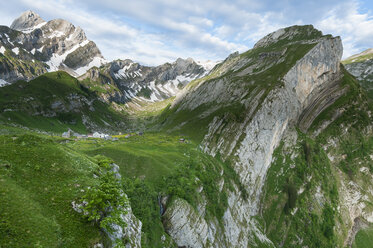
261;63;373;248
262;135;341;247
67;132;246;247
0;129;102;247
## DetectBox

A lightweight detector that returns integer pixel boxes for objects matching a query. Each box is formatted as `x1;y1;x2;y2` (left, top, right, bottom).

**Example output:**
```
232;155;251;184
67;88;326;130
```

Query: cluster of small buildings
61;129;118;141
90;132;119;141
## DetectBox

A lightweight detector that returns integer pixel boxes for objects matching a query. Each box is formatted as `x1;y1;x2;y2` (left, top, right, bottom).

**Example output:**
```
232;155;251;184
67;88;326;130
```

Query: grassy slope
262;135;341;247
0;50;47;80
353;226;373;248
68;133;194;184
0;26;48;80
67;134;188;247
343;52;373;65
0;126;102;247
0;71;128;133
79;70;121;96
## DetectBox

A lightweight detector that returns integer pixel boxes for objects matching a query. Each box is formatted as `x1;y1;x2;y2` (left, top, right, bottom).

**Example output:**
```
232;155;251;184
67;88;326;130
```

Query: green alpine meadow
1;7;373;248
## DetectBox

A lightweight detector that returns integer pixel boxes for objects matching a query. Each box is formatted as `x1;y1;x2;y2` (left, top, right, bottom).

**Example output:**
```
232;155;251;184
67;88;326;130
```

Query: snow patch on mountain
12;47;19;55
21;21;47;34
48;30;65;39
144;74;199;102
1;11;107;82
114;63;143;79
0;79;9;87
75;57;107;76
46;40;91;72
37;46;44;53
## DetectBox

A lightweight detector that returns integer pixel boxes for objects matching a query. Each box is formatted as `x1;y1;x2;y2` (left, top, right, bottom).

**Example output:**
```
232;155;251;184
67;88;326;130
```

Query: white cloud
188;17;214;28
315;0;373;58
1;0;372;64
6;0;251;64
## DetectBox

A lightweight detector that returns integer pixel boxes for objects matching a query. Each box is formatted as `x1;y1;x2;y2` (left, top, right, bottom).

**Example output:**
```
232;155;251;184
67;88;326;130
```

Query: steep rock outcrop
106;164;142;248
161;25;345;247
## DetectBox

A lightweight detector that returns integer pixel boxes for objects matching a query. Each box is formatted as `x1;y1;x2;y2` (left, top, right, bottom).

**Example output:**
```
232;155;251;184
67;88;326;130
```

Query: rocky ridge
159;25;373;247
79;57;216;105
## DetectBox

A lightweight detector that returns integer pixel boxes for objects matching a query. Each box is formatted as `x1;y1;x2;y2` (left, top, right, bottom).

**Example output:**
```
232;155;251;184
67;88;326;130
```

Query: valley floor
0;124;241;247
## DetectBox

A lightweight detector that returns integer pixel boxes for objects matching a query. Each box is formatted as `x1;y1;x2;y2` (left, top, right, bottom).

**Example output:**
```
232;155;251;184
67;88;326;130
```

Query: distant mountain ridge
79;57;217;105
0;10;217;106
343;48;373;97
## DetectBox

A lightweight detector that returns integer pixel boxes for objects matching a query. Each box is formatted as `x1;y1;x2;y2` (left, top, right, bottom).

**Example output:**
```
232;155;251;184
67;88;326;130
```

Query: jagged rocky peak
43;18;85;40
168;57;204;77
227;51;239;59
10;10;45;31
0;10;106;83
110;59;135;71
254;25;323;49
78;57;215;105
175;57;194;66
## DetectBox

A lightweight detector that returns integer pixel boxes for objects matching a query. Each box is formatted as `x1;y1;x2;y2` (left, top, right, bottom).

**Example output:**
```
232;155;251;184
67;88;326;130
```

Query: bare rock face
10;10;45;31
163;198;211;247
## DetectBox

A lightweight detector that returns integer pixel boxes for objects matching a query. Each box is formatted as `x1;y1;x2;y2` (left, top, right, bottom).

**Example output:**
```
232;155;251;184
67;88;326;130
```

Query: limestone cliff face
161;26;346;247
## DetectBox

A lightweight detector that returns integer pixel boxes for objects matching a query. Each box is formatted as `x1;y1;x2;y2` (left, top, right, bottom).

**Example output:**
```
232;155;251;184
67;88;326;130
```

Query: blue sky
0;0;372;65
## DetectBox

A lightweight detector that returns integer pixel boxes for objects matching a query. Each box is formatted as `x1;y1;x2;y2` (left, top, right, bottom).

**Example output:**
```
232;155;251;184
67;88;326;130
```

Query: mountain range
1;10;373;248
0;11;215;106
